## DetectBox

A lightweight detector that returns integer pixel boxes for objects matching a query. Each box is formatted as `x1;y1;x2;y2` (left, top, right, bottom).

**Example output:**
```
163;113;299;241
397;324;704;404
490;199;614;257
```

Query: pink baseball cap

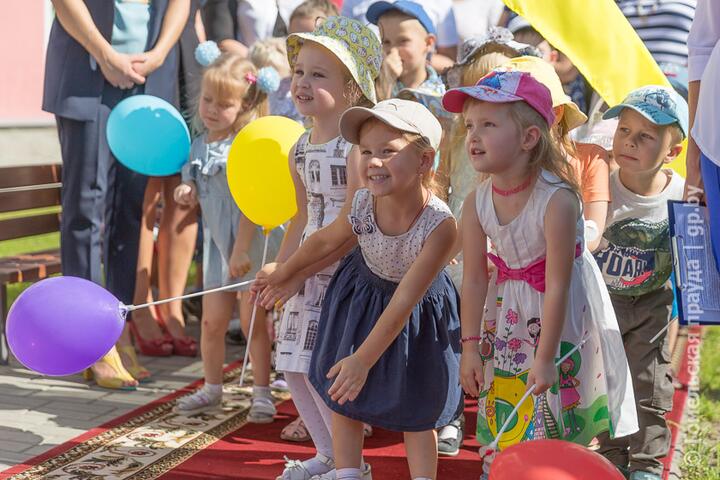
442;69;555;126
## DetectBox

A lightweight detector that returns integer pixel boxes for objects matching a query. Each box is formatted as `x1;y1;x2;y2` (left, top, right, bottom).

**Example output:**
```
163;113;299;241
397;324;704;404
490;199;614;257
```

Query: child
503;56;610;252
258;99;462;480
594;86;687;480
443;70;638;473
367;1;448;120
249;37;302;123
254;17;382;480
288;0;339;34
172;50;284;424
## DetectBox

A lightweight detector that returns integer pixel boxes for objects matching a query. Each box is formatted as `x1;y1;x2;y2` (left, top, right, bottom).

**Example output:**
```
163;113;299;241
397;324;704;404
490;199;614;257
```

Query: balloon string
239;234;271;387
123;280;255;312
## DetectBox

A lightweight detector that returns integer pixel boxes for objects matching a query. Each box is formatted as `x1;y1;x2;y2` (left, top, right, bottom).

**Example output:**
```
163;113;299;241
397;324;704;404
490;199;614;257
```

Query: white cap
339;99;442;151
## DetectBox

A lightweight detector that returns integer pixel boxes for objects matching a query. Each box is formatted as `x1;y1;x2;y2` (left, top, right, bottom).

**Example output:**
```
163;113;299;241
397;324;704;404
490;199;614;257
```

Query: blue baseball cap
366;1;436;35
602;85;689;139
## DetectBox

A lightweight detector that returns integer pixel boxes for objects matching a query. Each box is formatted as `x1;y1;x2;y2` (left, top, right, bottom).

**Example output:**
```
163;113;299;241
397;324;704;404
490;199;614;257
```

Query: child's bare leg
239;292;271;387
201;291;236;384
333;412;365;470
404;429;438;479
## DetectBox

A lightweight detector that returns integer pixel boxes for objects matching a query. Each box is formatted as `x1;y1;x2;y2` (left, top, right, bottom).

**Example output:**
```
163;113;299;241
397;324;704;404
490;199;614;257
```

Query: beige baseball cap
339;99;442;150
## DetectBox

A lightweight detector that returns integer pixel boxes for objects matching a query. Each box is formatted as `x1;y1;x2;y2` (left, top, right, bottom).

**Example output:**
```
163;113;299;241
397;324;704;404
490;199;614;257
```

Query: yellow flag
503;0;686;176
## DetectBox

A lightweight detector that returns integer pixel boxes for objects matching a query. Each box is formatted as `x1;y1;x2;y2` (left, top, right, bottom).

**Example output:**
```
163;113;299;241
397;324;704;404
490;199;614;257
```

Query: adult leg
404;429;438;480
157;175;198;338
55;116;105;285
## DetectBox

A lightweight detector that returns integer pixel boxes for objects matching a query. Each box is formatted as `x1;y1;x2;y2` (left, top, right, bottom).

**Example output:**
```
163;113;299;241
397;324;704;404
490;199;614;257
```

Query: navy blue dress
308;189;462;432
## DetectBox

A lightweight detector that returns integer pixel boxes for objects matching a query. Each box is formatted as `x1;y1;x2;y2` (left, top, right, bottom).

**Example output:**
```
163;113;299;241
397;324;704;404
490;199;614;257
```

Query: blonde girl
252;17;381;480
259;99;462;480
443;70;637;475
172;47;283;423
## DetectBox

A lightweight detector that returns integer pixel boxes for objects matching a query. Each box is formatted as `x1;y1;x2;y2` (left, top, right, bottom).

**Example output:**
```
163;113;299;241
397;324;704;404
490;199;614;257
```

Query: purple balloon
7;277;126;376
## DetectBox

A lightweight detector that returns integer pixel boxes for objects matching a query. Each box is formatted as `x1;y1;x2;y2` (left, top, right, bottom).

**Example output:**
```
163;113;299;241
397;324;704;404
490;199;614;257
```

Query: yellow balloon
227;116;306;231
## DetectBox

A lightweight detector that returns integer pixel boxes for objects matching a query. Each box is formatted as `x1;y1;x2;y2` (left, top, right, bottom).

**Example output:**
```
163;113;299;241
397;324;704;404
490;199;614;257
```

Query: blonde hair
358;117;440;196
250;38;291;77
290;0;339;26
506;101;580;194
192;53;269;135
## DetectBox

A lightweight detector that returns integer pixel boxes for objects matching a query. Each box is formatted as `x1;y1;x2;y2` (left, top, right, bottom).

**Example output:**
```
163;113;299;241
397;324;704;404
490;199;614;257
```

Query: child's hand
460;349;485;397
251;262;278;298
326;354;369;405
229;249;251;278
527;358;558;395
174;182;197;206
381;48;403;82
258;271;306;310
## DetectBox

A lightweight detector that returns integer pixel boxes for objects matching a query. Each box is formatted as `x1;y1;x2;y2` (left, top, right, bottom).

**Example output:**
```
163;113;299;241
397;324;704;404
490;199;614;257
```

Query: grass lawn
682;327;720;479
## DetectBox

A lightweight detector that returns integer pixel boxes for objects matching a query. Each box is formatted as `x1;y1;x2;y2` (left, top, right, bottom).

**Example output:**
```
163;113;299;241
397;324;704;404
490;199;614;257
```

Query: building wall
0;1;53;126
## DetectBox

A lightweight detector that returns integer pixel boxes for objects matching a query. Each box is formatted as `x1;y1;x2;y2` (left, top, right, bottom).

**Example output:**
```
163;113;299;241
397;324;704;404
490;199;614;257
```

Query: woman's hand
527;357;557;395
131;49;165;78
173;182;197;206
99;49;146;89
460;349;485;397
229;249;251;278
327;354;370;405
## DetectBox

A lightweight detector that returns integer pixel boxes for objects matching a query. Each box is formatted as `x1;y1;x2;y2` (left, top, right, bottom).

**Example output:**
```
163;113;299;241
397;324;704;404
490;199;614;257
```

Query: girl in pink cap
442;69;637;475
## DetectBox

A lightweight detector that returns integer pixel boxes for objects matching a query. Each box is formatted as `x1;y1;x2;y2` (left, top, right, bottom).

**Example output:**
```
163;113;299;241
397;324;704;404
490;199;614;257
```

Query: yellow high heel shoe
117;344;152;383
83;347;138;391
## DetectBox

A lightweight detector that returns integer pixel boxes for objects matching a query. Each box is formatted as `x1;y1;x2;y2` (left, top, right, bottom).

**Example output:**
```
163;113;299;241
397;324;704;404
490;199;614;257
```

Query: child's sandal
280;417;310;442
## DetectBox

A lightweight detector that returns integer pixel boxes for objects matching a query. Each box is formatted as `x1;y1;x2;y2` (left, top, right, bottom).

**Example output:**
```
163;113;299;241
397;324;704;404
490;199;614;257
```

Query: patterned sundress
275;132;353;374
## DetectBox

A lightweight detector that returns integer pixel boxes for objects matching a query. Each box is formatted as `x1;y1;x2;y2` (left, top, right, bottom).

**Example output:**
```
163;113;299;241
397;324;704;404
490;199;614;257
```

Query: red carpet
3;334;698;480
159;399;483;480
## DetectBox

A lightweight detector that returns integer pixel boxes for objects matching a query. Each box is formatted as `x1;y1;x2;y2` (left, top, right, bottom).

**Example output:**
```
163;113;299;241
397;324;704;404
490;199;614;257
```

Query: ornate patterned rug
0;362;292;480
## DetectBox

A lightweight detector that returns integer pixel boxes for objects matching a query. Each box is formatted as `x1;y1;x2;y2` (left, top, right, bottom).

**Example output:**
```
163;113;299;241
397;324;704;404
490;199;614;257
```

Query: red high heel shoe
128;320;173;357
155;308;198;357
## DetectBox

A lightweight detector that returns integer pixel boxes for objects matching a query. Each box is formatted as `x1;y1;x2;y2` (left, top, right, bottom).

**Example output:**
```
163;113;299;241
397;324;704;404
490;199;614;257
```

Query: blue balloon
106;95;191;176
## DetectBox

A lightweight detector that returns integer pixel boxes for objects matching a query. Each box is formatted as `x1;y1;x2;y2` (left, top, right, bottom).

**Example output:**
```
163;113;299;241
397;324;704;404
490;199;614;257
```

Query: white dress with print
275;132;353;374
474;170;638;449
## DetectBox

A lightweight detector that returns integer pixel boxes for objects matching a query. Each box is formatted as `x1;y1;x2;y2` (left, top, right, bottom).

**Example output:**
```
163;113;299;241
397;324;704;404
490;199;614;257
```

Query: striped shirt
617;0;697;66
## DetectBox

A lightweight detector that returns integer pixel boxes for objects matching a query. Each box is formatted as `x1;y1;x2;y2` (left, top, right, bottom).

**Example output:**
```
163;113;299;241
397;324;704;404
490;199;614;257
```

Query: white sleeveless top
475;170;584;268
348;188;454;282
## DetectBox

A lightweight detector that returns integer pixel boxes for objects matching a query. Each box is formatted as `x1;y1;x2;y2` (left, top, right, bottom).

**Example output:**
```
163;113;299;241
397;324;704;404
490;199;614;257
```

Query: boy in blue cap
593;85;688;480
367;1;449;119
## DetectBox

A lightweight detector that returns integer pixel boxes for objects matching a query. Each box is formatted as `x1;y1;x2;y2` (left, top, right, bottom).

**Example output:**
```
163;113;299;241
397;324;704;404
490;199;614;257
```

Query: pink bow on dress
487;244;582;293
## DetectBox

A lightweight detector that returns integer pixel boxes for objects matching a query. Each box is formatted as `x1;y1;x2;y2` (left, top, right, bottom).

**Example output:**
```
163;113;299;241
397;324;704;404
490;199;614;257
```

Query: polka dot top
348;188;454;283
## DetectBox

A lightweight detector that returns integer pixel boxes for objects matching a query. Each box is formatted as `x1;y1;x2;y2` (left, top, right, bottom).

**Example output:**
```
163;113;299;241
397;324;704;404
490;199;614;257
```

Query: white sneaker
174;389;222;415
309;463;372;480
276;454;335;480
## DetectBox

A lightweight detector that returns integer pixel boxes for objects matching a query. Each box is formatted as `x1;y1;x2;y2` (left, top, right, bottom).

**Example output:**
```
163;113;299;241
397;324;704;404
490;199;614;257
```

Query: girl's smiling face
290;42;351;118
463;100;524;174
358;120;431;197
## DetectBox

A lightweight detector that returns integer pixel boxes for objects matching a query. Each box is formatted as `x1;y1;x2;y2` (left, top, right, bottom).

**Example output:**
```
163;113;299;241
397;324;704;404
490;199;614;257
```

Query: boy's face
378;12;433;78
612;108;679;176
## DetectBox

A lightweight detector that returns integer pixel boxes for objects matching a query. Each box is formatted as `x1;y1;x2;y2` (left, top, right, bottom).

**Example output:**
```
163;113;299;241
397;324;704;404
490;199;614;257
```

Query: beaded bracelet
461;336;482;343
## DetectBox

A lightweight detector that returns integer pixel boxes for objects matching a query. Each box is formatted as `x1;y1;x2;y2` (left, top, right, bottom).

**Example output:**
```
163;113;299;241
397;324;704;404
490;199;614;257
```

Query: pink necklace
492;177;532;197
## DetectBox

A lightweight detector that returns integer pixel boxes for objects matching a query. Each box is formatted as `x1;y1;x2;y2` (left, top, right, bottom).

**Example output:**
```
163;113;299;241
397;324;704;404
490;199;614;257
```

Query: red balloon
489;439;624;480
